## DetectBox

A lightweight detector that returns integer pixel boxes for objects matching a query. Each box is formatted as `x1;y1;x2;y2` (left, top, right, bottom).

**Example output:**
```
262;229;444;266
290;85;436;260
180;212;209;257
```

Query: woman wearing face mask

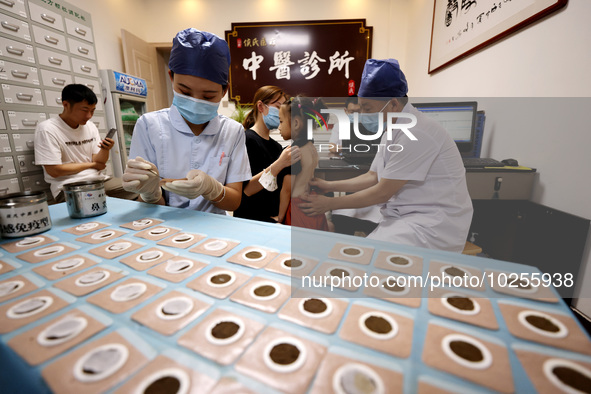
233;86;301;222
121;28;251;213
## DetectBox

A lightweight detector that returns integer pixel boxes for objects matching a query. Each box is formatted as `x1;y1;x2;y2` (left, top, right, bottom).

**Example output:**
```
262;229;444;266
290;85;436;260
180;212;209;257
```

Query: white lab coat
130;106;251;214
367;104;473;252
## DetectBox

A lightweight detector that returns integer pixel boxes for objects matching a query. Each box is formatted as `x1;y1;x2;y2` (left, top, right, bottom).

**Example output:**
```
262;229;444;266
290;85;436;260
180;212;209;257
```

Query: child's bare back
291;141;318;198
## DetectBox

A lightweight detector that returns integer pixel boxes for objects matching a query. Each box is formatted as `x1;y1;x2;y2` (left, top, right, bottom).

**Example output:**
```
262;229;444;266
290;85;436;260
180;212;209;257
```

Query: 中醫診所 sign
225;19;373;103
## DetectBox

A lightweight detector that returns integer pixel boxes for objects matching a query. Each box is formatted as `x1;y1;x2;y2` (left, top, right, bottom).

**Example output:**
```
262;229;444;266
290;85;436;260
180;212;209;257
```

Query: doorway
121;29;171;112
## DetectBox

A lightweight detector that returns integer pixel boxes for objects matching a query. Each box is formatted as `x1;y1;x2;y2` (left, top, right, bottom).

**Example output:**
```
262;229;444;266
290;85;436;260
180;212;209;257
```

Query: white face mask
172;90;220;125
263;105;280;130
358;101;390;134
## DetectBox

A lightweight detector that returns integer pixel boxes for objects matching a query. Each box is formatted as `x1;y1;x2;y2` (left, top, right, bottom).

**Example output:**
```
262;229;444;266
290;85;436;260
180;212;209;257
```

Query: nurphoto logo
308;109;418;153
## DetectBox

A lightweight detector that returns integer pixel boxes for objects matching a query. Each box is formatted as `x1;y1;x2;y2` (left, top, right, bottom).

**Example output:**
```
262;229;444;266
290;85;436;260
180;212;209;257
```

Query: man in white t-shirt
300;59;473;253
34;84;114;202
122;28;251;213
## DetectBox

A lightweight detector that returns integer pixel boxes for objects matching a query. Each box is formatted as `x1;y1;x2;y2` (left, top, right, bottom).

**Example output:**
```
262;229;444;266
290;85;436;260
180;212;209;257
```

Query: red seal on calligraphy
348;80;355;96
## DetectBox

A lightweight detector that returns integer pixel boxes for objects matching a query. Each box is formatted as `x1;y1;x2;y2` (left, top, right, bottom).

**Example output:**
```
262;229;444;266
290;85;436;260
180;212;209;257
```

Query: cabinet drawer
0;133;10;152
22;173;48;192
70;56;97;77
0;59;39;85
0;35;35;63
11;132;34;151
73;75;99;93
94;95;103;111
43;88;62;107
67;36;95;60
0;155;16;175
0;177;20;196
0;0;27;18
32;24;67;52
39;68;72;88
0;11;30;41
16;153;38;173
65;18;93;43
7;111;47;130
36;46;70;71
28;2;64;32
2;83;43;105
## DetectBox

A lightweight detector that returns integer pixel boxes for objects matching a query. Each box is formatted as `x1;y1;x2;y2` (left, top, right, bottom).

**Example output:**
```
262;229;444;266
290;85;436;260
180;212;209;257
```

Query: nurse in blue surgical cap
301;59;473;253
122;28;251;213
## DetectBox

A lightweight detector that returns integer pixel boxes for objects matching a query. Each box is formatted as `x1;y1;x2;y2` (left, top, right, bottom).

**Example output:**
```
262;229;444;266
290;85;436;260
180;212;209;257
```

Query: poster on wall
428;0;567;73
225;19;372;104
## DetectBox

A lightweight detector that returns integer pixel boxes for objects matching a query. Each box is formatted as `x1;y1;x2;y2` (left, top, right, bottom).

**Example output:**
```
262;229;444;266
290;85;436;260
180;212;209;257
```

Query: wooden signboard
225;19;373;104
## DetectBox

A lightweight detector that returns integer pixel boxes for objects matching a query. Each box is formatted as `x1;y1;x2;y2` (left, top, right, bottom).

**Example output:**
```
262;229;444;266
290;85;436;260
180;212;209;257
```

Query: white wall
405;0;591;316
68;0;411;119
140;0;409;62
68;0;409;72
139;0;410;116
69;0;591;314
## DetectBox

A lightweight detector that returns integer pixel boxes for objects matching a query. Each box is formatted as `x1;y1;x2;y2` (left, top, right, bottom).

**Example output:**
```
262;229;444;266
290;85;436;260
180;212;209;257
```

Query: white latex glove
162;169;223;201
122;156;162;203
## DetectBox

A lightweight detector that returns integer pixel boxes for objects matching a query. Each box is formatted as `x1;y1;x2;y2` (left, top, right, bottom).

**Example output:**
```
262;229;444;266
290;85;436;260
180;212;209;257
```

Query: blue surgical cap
168;28;231;86
358;59;408;98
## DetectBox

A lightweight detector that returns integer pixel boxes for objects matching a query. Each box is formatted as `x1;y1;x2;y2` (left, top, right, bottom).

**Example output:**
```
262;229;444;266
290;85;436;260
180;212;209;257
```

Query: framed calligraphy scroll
225;19;372;104
428;0;567;73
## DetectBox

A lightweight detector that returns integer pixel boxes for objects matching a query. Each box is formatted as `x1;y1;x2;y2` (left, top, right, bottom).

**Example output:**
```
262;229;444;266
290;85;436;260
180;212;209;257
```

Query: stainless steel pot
64;179;107;218
0;192;52;238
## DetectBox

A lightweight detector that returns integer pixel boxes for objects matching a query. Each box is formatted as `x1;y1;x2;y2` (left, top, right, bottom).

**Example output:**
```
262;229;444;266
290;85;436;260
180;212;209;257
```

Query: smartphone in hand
106;128;117;139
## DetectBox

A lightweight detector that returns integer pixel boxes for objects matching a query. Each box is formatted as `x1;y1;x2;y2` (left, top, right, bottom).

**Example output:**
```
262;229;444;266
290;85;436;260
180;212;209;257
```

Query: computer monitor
412;101;478;154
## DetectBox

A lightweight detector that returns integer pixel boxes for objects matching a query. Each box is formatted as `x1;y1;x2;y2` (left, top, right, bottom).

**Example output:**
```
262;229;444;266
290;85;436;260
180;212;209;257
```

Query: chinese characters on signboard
225;20;372;104
243;49;355;81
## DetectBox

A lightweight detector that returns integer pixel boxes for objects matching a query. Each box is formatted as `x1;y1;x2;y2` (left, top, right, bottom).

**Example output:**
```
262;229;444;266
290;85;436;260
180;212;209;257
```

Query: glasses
360;100;389;114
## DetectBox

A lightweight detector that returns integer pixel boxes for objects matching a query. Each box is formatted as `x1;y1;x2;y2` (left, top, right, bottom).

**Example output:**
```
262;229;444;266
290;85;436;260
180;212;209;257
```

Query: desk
0;199;590;393
315;153;370;181
316;154;537;201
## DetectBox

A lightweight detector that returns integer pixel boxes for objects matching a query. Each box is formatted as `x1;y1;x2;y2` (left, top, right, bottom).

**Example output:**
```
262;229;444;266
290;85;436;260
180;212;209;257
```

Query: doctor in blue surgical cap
301;59;473;253
122;28;251;213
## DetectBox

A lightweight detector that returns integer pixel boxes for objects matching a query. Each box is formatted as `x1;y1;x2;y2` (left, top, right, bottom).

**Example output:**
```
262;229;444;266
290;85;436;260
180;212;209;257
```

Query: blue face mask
172;90;219;125
347;113;356;123
263;105;280;130
359;101;390;134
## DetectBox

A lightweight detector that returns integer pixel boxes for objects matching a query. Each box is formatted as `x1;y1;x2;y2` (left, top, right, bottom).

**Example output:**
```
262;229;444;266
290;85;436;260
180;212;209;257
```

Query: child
276;97;329;231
